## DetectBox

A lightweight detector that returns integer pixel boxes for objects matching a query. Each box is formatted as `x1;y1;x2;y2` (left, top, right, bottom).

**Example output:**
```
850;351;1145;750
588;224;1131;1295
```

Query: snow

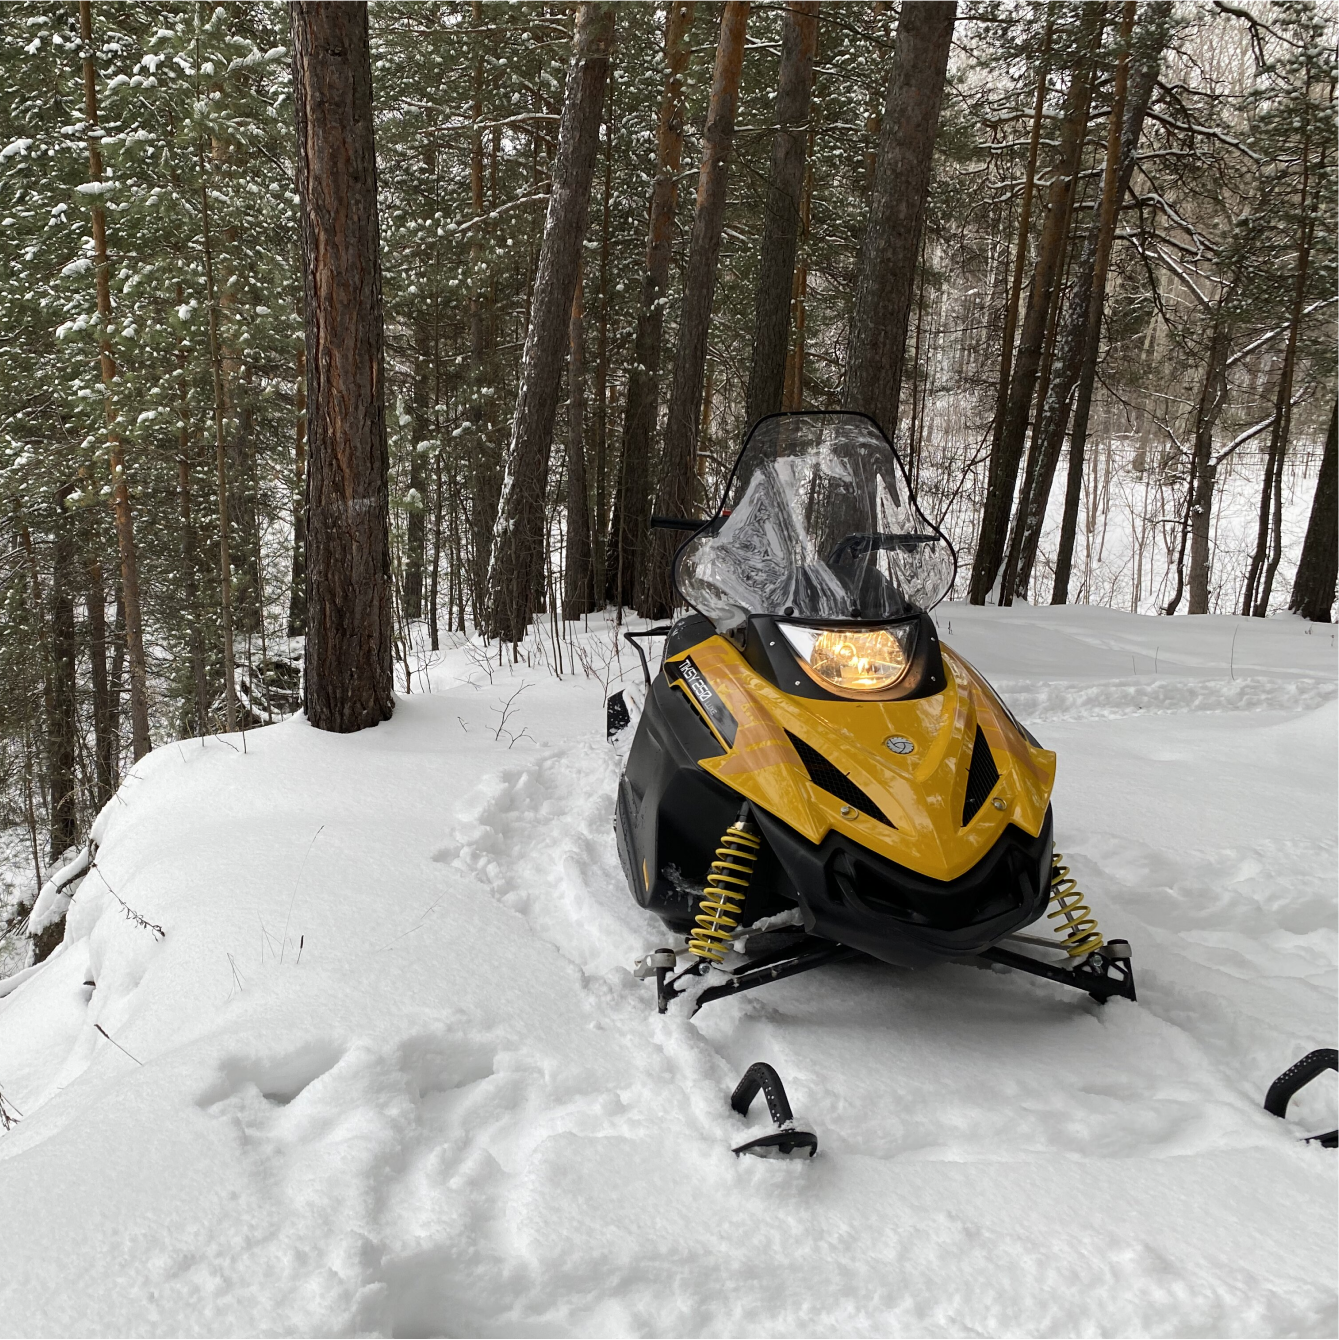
0;605;1335;1337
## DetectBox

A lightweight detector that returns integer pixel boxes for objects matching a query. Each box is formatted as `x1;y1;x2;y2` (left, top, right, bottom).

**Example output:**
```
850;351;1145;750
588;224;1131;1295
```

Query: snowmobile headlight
780;623;915;693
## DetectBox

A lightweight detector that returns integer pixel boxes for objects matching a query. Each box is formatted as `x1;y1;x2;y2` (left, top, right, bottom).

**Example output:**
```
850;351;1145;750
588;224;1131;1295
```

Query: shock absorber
1046;851;1104;957
688;806;761;964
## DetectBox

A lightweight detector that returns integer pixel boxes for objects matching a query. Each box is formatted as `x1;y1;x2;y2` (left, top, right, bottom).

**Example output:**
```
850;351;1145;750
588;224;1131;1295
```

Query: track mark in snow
434;740;656;980
198;1039;345;1112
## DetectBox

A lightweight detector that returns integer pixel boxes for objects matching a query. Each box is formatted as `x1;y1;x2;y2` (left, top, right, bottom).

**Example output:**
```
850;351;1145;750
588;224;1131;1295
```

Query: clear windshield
676;413;955;629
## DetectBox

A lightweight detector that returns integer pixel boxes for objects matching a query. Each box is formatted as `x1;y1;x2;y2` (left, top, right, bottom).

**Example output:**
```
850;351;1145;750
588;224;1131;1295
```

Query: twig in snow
0;1084;21;1130
227;953;245;999
94;1023;143;1066
281;824;324;964
491;681;532;746
88;863;165;940
1229;626;1238;682
296;935;304;966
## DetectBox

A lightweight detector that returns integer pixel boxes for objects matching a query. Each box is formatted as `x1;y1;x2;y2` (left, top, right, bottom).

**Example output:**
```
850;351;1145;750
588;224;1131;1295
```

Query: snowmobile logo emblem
884;736;914;755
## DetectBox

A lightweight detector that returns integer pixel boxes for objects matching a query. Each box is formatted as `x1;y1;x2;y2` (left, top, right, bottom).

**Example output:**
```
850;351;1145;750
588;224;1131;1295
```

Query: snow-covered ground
1;604;1335;1338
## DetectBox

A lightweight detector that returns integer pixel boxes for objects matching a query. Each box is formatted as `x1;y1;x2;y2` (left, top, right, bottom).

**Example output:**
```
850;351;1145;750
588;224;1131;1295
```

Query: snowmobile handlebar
623;625;672;689
650;515;708;532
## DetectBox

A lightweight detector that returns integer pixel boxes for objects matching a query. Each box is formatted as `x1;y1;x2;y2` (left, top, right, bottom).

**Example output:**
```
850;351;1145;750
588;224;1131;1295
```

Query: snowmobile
609;411;1136;1015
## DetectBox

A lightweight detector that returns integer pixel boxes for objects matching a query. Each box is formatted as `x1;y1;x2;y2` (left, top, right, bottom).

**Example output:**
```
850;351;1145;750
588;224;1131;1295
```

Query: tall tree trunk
288;341;308;636
80;0;151;761
593;73;614;600
178;452;208;735
49;484;79;860
782;137;814;411
1245;55;1314;617
607;0;694;609
1051;7;1171;607
466;11;500;629
84;550;113;807
641;1;750;619
744;1;819;424
1177;316;1232;616
404;321;431;619
199;135;239;732
429;451;444;648
291;0;394;731
999;2;1166;604
843;1;956;438
487;2;614;644
1289;402;1338;622
174;288;209;734
564;267;594;618
987;16;1054;487
969;3;1106;604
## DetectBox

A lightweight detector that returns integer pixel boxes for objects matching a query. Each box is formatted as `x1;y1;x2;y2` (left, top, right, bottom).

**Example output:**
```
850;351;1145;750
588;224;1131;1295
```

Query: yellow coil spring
1046;851;1104;957
688;819;761;963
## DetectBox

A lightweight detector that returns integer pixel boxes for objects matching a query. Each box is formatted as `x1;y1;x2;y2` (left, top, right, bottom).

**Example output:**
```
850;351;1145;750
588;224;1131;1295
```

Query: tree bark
288;341;308;636
174;289;209;735
744;1;819;424
49;485;79;859
640;0;750;619
84;550;113;806
969;3;1106;605
592;74;614;599
80;0;151;761
487;2;614;643
607;0;694;609
1290;402;1338;622
199;135;239;732
291;0;394;731
843;0;956;439
988;17;1054;492
1173;315;1232;616
564;268;594;618
404;321;431;619
782;136;814;411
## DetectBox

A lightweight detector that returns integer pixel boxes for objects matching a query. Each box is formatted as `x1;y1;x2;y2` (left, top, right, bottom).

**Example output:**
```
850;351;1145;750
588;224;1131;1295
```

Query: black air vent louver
961;724;1000;826
786;731;892;826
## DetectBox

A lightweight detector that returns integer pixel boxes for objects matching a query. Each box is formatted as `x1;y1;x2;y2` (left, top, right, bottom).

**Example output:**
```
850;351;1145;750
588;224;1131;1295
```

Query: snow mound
0;606;1334;1337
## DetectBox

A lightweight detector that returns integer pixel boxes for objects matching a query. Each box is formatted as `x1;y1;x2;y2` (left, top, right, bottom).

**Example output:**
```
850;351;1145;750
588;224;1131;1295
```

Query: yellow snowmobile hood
665;632;1055;884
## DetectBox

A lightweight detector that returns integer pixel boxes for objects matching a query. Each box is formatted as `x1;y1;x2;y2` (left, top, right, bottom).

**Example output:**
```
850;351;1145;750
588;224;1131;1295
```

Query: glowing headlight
780;623;915;693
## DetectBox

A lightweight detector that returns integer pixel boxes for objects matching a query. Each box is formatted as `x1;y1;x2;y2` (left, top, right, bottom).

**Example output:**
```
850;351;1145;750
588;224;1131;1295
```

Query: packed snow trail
0;605;1334;1337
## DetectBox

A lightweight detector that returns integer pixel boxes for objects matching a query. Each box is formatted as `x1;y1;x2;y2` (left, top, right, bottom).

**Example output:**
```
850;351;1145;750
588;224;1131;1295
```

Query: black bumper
750;804;1054;969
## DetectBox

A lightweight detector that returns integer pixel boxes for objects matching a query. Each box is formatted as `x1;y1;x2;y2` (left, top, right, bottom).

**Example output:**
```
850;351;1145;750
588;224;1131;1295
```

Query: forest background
0;0;1334;923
